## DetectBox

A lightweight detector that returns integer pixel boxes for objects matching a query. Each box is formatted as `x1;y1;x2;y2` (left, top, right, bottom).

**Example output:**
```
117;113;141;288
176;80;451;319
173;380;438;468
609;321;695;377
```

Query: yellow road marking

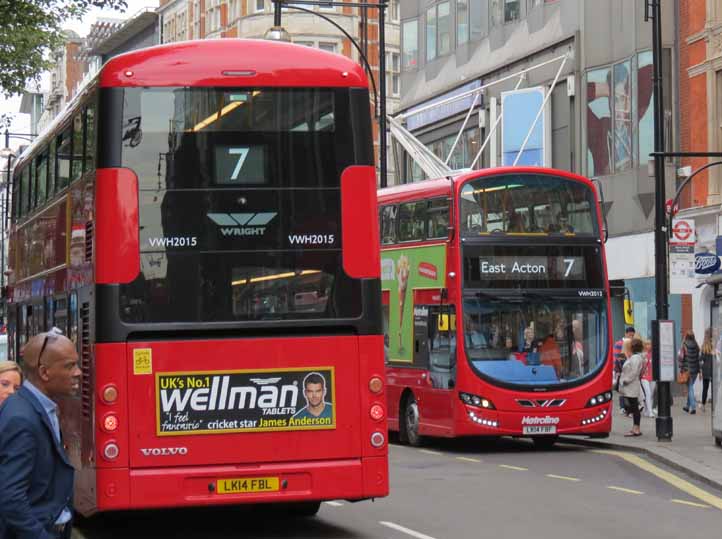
456;457;482;463
419;449;443;456
593;450;722;511
607;486;644;495
499;464;528;471
671;499;711;509
546;474;581;482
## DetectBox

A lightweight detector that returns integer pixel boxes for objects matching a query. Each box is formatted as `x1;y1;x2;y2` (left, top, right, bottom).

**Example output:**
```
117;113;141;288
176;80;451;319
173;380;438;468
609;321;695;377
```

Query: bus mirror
624;298;634;325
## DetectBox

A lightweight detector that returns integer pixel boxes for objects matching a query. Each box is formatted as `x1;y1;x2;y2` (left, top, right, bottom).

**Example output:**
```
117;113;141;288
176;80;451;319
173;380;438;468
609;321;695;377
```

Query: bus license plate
216;477;279;494
523;425;557;435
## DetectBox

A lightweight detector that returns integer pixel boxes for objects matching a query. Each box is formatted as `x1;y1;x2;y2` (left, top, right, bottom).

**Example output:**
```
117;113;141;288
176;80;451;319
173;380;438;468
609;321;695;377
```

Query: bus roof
100;39;369;89
378;167;596;204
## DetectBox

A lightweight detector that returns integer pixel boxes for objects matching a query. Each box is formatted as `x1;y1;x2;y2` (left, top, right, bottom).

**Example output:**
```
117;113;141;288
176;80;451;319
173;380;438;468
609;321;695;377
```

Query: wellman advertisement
155;367;336;436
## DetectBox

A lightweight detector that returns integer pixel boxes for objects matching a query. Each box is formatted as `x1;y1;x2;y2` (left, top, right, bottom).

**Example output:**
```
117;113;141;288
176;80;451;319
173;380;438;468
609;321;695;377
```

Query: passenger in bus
464;317;487;350
539;331;563;378
0;361;23;407
507;208;526;233
0;329;81;539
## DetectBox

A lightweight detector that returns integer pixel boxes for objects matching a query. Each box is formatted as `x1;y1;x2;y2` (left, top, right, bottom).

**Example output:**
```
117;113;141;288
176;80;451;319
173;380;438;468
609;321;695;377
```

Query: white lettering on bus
160;375;299;413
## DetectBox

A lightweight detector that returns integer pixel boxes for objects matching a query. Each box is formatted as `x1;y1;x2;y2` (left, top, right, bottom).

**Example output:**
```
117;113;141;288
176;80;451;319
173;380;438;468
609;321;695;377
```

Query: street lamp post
267;0;388;187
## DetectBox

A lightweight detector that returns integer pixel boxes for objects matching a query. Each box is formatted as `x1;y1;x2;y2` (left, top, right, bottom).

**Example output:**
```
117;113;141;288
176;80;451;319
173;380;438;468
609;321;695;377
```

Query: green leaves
0;0;128;97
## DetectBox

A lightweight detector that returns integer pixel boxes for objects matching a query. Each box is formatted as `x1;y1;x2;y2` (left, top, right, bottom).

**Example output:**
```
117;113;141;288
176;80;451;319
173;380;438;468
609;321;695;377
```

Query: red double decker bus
378;167;612;448
6;39;387;516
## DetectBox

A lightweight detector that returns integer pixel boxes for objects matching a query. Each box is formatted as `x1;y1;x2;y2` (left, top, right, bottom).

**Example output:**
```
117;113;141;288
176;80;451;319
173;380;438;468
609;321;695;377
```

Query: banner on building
669;218;696;294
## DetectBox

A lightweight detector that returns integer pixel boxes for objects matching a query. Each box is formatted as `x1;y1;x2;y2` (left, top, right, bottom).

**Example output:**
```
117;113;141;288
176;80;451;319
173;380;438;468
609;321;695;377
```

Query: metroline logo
521;415;560;425
207;212;277;236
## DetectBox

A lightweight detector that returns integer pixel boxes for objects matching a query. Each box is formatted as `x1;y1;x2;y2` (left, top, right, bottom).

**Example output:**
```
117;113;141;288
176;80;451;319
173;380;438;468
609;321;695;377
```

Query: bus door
414;303;456;431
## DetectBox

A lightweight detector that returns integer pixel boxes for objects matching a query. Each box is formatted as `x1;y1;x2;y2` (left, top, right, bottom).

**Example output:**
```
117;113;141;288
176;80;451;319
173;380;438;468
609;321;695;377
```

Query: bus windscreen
118;87;366;323
459;174;598;236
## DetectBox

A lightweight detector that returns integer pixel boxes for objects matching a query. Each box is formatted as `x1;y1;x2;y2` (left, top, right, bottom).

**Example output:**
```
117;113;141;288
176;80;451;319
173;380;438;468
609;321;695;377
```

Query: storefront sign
406;80;482;130
695;252;721;275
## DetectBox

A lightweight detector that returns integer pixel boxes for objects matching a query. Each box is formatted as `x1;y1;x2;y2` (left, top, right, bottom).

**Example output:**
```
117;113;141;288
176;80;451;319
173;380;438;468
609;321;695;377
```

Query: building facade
397;0;681;340
677;0;722;344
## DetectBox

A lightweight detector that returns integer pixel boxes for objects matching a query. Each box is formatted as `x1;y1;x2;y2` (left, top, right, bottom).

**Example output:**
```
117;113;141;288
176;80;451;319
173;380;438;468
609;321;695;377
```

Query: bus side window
427;198;449;239
57;128;72;191
71;113;84;182
54;295;68;337
85;102;96;173
380;205;397;245
398;201;426;242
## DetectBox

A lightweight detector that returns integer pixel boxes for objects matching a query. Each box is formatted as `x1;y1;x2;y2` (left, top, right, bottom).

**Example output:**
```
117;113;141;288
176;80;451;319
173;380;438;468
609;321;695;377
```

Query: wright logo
207;212;277;236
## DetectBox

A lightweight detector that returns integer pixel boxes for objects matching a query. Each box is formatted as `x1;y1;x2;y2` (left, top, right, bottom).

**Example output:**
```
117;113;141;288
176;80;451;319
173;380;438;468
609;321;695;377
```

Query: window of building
490;0;503;26
206;0;221;33
294;41;314;47
504;0;520;22
426;6;437;61
586;67;612;177
458;0;469;45
402;19;419;69
319;0;335;11
613;60;632;172
390;0;399;22
438;2;451;55
470;0;484;39
387;51;400;97
637;50;654;167
254;0;264;11
319;42;337;53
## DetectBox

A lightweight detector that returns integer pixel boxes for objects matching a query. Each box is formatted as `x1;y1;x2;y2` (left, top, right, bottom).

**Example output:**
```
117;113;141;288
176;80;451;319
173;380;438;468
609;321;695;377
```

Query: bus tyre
403;395;423;447
285;501;322;517
532;436;558;450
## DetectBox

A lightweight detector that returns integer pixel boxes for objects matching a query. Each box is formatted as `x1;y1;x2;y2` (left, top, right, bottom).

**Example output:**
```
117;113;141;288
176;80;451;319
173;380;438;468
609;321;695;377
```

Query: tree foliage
0;0;127;97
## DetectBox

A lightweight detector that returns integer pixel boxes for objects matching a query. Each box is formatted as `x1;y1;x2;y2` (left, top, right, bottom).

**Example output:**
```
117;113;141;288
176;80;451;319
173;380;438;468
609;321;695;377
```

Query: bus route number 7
563;258;575;278
228;147;250;181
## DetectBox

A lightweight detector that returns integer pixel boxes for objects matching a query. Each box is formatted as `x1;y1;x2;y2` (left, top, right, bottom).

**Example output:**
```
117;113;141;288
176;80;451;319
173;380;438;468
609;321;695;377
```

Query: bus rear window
459;174;597;236
118;86;369;324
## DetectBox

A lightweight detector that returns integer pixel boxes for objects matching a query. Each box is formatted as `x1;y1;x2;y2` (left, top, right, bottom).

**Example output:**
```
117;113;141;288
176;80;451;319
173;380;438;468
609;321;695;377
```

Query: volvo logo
140;447;188;456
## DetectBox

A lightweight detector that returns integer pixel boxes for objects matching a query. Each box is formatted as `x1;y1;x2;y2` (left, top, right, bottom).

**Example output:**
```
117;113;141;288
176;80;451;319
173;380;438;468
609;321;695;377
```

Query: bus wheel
284;501;322;517
404;396;422;446
532;436;558;450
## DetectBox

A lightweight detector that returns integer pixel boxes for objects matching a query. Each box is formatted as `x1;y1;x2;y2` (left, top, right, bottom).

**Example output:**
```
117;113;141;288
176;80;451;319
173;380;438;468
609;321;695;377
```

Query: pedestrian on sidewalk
620;337;645;436
641;338;655;417
0;329;81;539
679;329;700;414
700;328;714;413
614;326;635;413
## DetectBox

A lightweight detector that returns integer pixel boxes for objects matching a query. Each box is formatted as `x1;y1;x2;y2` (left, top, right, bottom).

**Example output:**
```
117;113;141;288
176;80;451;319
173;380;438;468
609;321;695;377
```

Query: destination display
476;255;585;280
462;245;603;289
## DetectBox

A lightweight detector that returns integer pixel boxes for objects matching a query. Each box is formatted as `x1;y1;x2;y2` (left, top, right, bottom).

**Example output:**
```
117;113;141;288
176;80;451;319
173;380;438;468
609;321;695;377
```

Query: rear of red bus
75;40;387;515
451;168;612;444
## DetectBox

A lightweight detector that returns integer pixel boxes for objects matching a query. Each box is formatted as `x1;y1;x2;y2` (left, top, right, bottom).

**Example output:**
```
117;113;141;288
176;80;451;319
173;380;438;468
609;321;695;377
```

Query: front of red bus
454;168;612;444
83;40;386;514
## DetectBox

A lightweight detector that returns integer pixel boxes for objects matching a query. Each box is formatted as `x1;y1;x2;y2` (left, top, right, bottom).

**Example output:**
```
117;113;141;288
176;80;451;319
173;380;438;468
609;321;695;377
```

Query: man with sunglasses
0;328;81;539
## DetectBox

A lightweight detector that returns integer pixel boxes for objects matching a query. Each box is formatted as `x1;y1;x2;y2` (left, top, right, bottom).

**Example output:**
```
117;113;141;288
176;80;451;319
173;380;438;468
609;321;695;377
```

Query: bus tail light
102;384;119;404
370;404;385;421
369;376;383;394
103;442;120;461
370;431;385;448
102;414;119;433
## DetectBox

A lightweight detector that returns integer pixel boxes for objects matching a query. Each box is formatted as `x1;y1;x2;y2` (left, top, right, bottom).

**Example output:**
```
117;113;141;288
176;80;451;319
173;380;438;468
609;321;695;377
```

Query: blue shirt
23;380;72;526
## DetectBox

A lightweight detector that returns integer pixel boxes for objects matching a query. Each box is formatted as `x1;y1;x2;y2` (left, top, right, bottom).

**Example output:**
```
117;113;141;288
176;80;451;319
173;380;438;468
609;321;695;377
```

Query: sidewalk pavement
561;399;722;491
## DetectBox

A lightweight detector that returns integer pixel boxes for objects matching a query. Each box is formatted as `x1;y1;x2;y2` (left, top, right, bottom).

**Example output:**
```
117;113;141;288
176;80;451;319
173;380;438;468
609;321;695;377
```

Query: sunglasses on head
38;327;65;368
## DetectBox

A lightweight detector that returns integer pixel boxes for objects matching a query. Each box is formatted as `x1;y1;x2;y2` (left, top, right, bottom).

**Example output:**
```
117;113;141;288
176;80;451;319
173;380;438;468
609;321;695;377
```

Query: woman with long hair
680;330;700;414
700;328;715;413
0;360;22;407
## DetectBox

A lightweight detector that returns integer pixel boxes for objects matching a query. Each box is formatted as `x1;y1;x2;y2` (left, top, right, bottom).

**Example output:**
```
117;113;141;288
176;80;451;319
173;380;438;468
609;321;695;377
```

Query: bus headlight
585;391;613;407
459;392;495;409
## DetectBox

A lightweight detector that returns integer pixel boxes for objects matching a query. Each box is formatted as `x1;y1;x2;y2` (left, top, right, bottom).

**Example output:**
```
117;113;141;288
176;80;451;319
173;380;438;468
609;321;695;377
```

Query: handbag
677;370;689;384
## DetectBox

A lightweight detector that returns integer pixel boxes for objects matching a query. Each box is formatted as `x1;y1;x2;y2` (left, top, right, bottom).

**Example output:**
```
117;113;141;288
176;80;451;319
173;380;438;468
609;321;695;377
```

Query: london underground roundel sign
672;220;693;241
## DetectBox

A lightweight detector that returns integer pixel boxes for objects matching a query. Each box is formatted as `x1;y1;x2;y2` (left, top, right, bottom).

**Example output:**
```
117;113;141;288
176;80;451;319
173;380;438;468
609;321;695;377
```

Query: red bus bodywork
378;167;612;443
7;40;387;515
